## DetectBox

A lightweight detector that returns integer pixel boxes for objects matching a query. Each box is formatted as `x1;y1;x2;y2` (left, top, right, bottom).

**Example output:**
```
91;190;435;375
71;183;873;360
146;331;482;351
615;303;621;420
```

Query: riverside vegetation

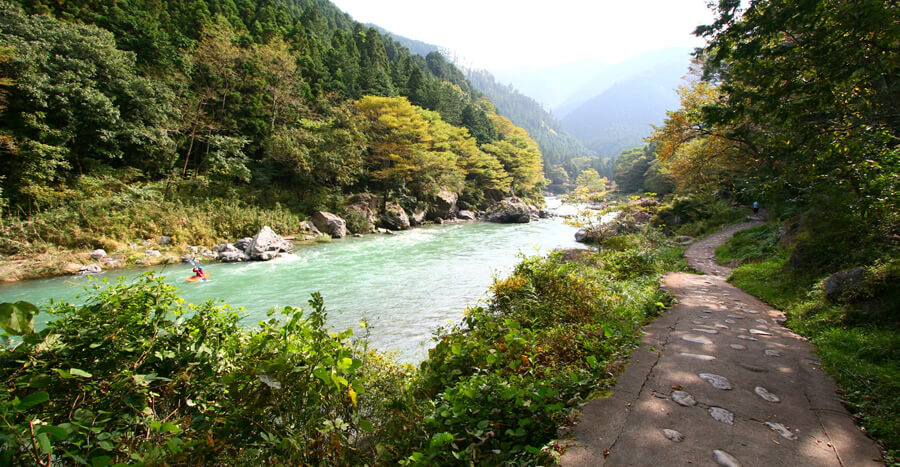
1;218;689;464
0;1;550;281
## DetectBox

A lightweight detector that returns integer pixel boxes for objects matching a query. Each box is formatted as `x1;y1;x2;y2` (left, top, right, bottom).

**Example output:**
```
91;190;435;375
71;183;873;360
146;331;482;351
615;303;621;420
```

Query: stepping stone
701;309;713;313
729;344;746;350
765;349;783;357
672;390;697;406
697;315;711;319
680;352;716;361
699;373;733;390
741;309;759;314
755;319;768;324
662;428;685;443
692;328;719;334
755;386;781;402
715;324;729;329
765;422;798;440
713;449;743;466
737;335;758;341
708;407;734;424
725;319;736;324
692;320;707;325
750;329;772;336
683;336;713;345
726;314;745;319
739;363;767;373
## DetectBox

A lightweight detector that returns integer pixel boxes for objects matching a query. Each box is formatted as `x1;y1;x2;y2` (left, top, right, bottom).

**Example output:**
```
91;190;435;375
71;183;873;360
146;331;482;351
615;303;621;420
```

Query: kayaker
192;264;205;279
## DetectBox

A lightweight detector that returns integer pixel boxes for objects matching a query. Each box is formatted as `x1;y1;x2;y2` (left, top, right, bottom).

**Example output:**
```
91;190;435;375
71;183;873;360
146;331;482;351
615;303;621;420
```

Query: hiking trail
560;221;883;466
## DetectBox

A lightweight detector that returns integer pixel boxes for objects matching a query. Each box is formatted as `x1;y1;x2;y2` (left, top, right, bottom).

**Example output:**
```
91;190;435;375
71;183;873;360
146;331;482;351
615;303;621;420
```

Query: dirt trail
561;222;883;466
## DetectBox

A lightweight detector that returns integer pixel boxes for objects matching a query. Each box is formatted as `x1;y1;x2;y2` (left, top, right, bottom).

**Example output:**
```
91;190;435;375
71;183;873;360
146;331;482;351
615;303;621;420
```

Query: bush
0;275;413;465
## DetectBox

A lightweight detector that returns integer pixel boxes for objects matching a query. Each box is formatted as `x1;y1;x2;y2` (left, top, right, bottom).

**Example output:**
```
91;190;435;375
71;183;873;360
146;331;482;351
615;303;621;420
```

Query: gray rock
713;449;742;466
157;236;173;245
429;189;459;219
662;429;684;443
90;249;107;260
456;210;476;221
180;255;195;263
682;336;713;345
754;386;781;403
216;244;248;263
145;249;162;257
729;344;746;350
354;233;363;238
680;352;716;361
234;237;253;252
538;209;551;219
458;200;472;211
709;407;734;424
671;390;697;407
823;267;865;302
699;373;733;390
299;221;322;236
765;422;798;440
381;202;410;230
486;197;531;223
246;226;293;261
409;208;427;226
312;211;347;239
77;264;102;275
187;245;199;253
201;248;216;259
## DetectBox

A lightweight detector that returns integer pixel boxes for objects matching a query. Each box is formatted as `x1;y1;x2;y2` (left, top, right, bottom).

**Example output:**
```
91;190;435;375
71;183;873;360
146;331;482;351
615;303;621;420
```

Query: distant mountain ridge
561;58;690;157
378;27;597;168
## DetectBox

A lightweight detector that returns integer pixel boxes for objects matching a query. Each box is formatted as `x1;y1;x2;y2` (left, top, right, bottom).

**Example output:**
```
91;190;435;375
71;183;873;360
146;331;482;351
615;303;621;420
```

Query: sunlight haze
329;0;714;69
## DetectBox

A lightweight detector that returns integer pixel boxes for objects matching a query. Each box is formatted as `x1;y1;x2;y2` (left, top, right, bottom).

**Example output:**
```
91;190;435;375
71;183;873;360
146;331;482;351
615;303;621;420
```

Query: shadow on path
561;222;883;466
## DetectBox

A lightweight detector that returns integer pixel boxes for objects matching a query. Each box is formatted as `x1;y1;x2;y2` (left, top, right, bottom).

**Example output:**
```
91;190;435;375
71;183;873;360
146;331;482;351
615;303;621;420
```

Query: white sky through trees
329;0;714;69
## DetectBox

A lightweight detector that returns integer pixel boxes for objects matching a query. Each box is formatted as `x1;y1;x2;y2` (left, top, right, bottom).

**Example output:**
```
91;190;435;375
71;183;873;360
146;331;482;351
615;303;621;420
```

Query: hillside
561;60;688;156
0;0;547;272
371;27;598;178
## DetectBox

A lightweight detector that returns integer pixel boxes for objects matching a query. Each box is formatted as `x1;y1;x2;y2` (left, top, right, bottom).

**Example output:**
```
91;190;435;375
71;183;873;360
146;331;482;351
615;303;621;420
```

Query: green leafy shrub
0;275;413;465
412;234;681;463
715;223;780;266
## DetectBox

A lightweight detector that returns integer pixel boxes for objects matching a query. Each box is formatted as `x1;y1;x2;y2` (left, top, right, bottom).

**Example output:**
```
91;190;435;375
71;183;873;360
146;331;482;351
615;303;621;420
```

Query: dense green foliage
652;0;898;261
0;1;548;269
0;228;685;464
0;1;544;222
718;228;900;461
613;144;673;195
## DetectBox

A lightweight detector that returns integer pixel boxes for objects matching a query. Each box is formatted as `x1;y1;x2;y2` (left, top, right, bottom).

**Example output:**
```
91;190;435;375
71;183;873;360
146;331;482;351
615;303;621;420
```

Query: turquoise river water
0;199;588;361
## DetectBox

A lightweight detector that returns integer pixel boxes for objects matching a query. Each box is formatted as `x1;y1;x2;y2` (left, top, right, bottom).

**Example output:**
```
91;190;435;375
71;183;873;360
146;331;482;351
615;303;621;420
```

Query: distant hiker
752;201;759;215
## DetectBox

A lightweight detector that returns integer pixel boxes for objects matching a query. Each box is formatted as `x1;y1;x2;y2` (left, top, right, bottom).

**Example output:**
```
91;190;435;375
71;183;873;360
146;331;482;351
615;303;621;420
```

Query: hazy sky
329;0;715;70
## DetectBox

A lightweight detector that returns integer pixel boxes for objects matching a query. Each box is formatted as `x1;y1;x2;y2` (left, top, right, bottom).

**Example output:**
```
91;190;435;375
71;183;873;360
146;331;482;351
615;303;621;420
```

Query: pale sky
329;0;715;70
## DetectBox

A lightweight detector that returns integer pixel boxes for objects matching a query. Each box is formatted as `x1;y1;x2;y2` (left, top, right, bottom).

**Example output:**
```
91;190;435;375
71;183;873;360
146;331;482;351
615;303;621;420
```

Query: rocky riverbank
0;195;551;283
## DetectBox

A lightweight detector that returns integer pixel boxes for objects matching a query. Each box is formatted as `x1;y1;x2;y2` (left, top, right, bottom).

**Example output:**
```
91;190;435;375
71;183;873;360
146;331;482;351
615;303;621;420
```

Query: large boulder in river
217;243;248;263
234;237;253;252
456;210;476;221
246;226;293;261
345;193;381;232
486;197;531;223
381;202;410;230
429;189;458;220
409;207;427;226
312;211;347;238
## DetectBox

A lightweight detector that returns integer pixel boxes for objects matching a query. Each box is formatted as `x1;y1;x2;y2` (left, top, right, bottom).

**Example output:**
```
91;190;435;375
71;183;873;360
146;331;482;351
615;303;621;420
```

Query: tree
0;4;174;208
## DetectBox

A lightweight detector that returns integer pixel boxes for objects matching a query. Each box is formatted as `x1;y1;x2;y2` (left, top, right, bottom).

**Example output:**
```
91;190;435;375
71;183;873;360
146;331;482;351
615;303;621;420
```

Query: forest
0;0;546;250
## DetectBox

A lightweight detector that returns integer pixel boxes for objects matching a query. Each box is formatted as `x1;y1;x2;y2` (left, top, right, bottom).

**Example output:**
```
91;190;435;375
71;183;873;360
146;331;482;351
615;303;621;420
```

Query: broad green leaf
38;425;69;441
37;432;51;454
20;391;50;408
70;368;92;378
0;301;38;335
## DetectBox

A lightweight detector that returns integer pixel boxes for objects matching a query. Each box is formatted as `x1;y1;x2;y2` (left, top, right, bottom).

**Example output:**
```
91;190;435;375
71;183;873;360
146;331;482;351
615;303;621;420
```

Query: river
0;198;592;361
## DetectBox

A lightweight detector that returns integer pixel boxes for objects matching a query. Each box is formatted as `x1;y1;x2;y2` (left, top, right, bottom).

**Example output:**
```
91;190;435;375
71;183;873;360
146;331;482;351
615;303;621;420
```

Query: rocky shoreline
0;196;553;284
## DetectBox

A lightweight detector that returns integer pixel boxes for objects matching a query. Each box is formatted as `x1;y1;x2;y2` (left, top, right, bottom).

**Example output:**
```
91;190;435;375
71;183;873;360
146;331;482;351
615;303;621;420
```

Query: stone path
560;223;883;466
